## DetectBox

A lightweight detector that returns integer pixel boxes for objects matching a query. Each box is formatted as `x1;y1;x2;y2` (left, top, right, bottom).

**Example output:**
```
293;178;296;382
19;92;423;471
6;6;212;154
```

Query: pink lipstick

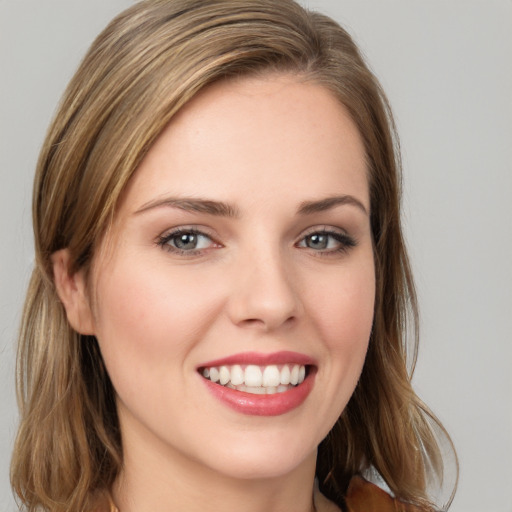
198;351;316;416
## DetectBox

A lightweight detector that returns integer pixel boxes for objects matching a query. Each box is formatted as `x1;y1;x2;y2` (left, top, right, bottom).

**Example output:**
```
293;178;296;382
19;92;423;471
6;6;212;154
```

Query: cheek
307;259;375;354
90;257;225;378
299;257;375;435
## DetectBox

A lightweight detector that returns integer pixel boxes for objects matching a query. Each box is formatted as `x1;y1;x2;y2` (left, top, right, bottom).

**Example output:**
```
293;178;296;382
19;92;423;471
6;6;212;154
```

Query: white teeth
219;366;230;385
290;365;300;385
202;363;309;392
247;385;266;394
209;367;220;383
230;364;244;386
245;365;262;387
298;365;306;384
262;365;280;387
280;365;291;385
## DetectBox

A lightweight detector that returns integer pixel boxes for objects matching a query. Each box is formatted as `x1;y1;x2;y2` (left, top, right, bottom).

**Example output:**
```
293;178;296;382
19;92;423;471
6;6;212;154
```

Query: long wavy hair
11;1;457;511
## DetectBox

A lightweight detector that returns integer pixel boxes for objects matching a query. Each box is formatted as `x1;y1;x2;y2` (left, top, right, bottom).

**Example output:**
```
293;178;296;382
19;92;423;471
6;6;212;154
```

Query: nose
226;248;302;331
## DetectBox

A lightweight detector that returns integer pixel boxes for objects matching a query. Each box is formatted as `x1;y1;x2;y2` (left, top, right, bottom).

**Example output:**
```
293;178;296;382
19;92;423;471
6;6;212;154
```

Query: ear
52;248;95;335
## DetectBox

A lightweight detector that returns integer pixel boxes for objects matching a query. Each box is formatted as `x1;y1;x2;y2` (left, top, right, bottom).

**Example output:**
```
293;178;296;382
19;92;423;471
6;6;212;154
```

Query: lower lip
201;371;315;416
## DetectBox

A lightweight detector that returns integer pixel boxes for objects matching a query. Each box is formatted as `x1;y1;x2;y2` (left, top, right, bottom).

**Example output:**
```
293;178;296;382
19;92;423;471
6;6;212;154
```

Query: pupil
308;234;327;249
175;233;197;249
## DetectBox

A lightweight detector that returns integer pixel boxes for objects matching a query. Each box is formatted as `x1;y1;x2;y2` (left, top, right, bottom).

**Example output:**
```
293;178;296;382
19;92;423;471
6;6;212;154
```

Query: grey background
1;1;511;511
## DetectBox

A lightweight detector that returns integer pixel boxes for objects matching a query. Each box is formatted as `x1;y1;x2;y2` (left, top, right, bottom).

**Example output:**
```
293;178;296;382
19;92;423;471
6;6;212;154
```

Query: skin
54;74;375;512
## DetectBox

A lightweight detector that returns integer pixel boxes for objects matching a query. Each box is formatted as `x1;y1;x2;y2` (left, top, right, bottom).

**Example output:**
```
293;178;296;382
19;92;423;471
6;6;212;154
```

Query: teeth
280;365;291;385
230;365;244;386
219;366;230;385
209;367;220;383
290;365;300;385
247;386;266;395
262;366;280;387
201;363;308;393
245;365;262;387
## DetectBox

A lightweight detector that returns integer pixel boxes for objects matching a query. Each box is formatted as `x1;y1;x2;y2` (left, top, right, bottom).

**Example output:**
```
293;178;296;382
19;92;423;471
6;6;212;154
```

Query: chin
197;430;317;481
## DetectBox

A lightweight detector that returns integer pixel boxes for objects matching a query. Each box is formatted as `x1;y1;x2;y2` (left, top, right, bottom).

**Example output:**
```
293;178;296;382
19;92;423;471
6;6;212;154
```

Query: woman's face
86;75;375;480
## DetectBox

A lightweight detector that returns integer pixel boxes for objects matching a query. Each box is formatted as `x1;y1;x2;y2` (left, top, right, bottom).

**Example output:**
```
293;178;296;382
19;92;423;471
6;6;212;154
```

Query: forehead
119;74;369;216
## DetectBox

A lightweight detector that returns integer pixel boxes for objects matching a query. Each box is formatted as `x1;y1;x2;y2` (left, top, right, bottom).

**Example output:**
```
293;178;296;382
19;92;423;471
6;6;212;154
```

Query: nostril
240;318;269;327
238;315;297;330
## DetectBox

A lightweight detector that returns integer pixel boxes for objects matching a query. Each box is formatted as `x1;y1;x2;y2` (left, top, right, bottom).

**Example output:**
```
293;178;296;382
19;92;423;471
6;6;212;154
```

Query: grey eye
173;232;200;250
297;230;356;254
304;233;329;250
159;230;214;252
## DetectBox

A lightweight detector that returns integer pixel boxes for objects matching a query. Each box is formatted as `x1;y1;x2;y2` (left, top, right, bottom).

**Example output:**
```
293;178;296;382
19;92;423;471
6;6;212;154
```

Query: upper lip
198;351;316;369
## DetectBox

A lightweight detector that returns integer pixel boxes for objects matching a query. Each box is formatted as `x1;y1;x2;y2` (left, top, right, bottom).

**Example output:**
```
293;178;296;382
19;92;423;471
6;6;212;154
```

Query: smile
201;364;307;395
197;352;316;416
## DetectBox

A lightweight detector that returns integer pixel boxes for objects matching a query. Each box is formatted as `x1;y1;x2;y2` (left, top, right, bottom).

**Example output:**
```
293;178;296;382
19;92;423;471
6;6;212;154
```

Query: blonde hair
11;1;457;510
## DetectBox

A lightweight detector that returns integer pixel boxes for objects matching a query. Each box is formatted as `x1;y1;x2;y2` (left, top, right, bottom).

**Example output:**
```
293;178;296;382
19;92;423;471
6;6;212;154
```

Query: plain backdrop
1;1;511;511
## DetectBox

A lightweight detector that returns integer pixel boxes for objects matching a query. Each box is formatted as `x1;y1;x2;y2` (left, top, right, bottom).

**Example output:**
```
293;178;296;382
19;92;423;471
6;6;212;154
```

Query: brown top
343;476;425;511
109;475;424;512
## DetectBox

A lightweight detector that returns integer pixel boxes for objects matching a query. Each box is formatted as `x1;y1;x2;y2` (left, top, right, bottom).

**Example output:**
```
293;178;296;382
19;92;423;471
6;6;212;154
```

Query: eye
157;228;217;254
297;229;356;254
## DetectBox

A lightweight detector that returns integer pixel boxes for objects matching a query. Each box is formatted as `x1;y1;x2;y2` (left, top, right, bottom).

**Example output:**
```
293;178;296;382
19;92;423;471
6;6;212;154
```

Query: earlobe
51;249;95;335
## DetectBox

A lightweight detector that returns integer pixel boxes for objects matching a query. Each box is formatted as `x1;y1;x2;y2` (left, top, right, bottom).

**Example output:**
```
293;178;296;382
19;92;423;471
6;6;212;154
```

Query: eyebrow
297;195;368;216
134;194;368;218
134;197;240;217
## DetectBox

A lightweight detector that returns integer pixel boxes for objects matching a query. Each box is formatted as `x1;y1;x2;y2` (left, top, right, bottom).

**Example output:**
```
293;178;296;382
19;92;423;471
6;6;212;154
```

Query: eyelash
156;227;357;257
297;228;357;256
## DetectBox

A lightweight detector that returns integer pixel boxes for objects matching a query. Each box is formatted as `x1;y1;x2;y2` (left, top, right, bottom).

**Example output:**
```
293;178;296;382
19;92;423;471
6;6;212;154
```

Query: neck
112;422;317;512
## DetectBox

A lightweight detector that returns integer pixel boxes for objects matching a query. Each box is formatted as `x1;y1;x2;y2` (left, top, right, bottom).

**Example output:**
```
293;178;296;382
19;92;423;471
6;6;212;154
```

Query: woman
10;1;457;511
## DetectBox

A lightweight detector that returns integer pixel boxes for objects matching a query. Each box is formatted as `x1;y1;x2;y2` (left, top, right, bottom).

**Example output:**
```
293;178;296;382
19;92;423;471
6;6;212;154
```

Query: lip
198;351;317;416
198;350;316;368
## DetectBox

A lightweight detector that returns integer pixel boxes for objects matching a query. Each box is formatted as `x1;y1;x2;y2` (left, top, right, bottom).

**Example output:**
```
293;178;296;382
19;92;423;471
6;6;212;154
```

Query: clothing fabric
340;476;424;511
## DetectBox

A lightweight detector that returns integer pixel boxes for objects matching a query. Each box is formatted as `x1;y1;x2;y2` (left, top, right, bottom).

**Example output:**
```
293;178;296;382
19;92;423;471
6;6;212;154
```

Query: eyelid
297;225;353;243
299;224;347;236
157;224;218;240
